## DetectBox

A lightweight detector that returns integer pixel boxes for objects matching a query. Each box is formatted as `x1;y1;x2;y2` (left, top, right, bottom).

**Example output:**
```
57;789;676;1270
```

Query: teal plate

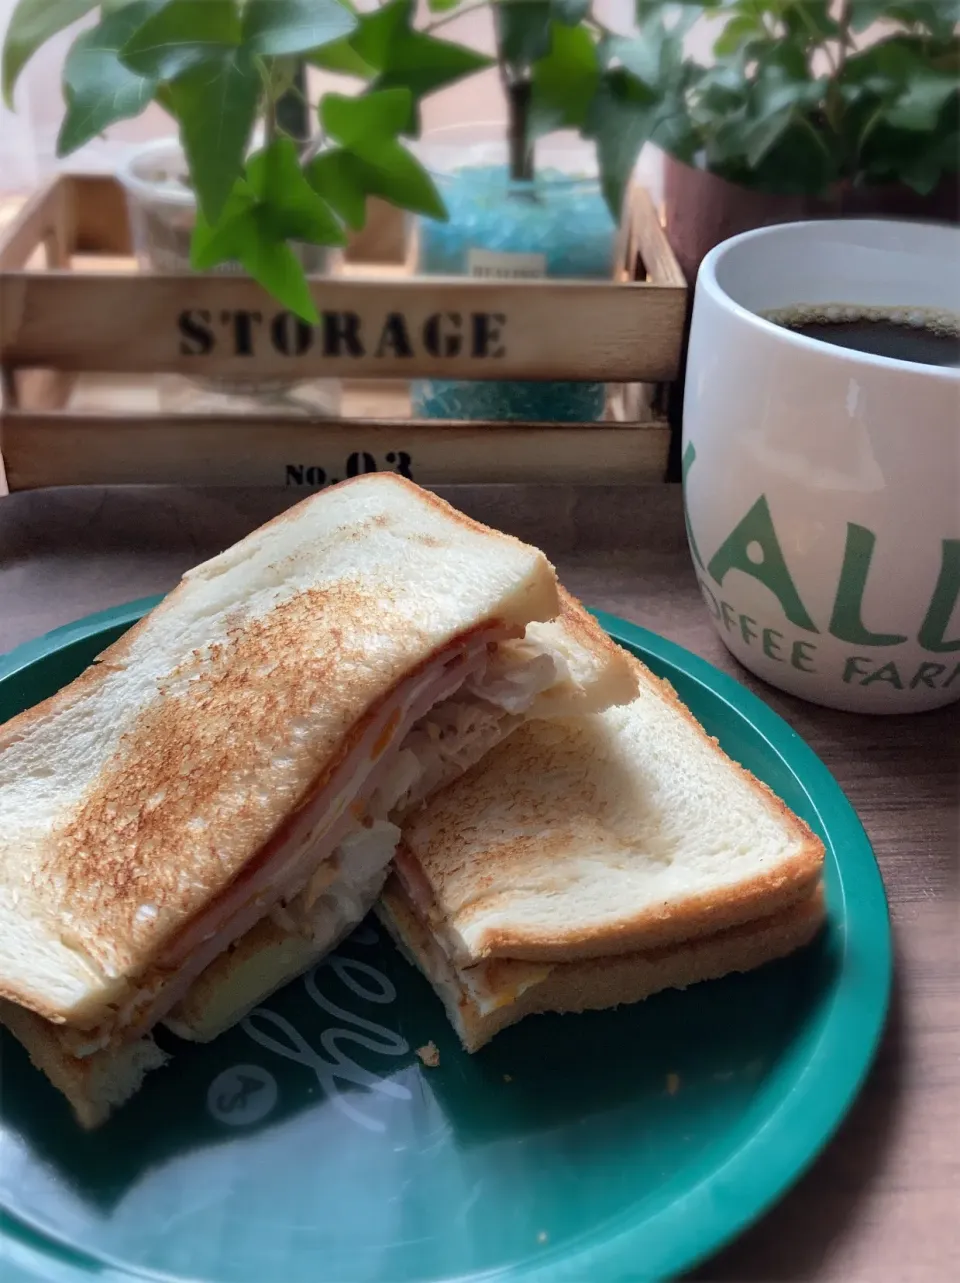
0;602;891;1283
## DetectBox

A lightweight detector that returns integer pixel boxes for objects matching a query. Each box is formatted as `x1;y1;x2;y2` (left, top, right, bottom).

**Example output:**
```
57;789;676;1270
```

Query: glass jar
117;138;340;414
411;125;618;423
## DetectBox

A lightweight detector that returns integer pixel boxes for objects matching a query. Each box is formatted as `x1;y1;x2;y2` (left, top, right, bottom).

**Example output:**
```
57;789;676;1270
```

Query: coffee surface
763;304;960;368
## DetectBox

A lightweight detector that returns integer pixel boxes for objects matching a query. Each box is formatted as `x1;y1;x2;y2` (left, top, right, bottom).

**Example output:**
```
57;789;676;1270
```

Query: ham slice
70;624;565;1054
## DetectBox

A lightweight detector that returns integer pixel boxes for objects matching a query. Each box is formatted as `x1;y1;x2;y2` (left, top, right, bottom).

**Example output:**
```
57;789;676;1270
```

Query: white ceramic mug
683;219;960;714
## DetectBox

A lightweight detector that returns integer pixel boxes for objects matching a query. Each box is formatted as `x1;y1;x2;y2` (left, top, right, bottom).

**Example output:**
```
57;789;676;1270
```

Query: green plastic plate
0;601;891;1283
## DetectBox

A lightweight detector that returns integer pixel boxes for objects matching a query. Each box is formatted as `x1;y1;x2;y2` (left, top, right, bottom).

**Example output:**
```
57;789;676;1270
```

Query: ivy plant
1;0;495;320
621;0;960;200
3;2;956;321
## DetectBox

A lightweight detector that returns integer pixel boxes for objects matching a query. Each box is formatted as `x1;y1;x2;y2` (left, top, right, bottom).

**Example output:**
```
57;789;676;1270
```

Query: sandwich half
378;652;826;1050
380;881;825;1052
164;588;637;1041
0;480;636;1125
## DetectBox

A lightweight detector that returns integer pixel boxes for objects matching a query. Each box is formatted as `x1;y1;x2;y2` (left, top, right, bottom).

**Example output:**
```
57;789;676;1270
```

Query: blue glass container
412;133;618;423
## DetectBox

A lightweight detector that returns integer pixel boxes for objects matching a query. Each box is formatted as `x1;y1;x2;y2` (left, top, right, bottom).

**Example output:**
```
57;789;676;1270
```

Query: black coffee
764;305;960;368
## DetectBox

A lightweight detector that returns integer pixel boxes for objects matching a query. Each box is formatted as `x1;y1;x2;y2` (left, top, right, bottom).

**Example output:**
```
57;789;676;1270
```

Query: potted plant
2;1;660;422
1;0;488;406
619;0;960;281
406;0;622;423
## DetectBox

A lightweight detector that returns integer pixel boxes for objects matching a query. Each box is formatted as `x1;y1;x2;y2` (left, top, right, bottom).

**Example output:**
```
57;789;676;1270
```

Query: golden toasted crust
477;851;823;960
87;477;526;677
251;473;516;547
530;587;640;714
402;655;825;963
379;879;826;1052
53;609;499;973
56;586;386;921
0;1001;168;1129
0;474;560;1024
554;587;633;676
459;886;826;1050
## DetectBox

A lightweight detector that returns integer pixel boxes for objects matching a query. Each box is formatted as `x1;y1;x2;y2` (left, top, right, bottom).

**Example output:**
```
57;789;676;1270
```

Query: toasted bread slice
0;475;560;1028
0;1001;169;1130
166;591;638;1042
397;658;824;965
379;878;826;1052
522;588;638;719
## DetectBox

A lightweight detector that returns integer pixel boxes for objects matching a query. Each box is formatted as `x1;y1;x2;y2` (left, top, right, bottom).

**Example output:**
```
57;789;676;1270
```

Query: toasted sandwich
379;652;826;1051
0;478;636;1125
164;588;637;1042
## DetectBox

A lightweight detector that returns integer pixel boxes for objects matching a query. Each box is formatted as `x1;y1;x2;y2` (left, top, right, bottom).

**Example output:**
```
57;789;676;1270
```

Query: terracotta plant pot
663;153;960;284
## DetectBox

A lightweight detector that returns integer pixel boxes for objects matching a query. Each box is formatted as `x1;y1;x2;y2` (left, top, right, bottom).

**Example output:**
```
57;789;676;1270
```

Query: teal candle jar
412;132;618;423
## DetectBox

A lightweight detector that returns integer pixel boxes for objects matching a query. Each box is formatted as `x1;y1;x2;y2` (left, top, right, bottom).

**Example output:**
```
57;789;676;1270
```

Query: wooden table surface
1;483;957;1282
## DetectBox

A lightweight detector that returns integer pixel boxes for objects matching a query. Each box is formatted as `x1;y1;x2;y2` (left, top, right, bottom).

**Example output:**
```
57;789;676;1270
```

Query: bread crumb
666;1072;680;1096
503;1073;513;1083
416;1042;440;1068
537;1231;548;1244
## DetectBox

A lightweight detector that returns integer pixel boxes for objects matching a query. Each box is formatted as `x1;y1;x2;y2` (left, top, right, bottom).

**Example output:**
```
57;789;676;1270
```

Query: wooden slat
0;180;75;417
70;173;133;255
10;370;74;412
0;177;73;271
0;273;686;381
57;371;644;424
342;198;408;265
631;187;686;288
0;412;669;490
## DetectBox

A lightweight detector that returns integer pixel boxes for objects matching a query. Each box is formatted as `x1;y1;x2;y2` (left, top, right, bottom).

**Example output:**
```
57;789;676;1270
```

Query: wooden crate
0;174;686;493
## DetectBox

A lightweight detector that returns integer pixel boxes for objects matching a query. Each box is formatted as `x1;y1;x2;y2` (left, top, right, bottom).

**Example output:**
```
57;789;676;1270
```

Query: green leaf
712;116;836;197
912;2;960;42
372;36;491;122
849;0;959;37
349;0;408;67
885;69;958;132
843;34;957;106
241;0;355;59
348;138;447;220
495;1;553;69
753;64;827;119
713;13;760;59
190;179;258;268
602;32;663;91
692;58;749;116
603;7;690;94
307;139;447;227
57;0;163;155
321;87;412;149
351;0;492;130
166;47;259;221
848;0;891;31
305;149;369;228
191;143;347;324
898;129;959;194
3;0;98;107
585;74;658;219
246;138;346;245
531;22;598;134
306;35;373;77
783;1;840;41
238;221;319;324
743;109;794;168
121;0;241;81
427;0;462;10
551;0;590;22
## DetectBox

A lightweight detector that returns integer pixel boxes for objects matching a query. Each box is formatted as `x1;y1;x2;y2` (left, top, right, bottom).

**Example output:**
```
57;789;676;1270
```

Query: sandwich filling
65;628;568;1056
381;879;553;1021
